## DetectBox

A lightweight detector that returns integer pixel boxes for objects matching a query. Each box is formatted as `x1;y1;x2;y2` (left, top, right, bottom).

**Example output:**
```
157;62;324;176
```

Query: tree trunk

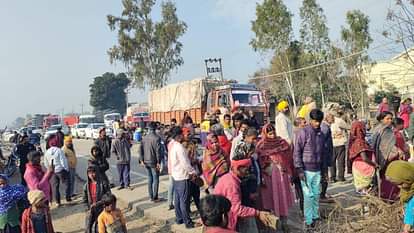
318;75;325;108
282;55;298;115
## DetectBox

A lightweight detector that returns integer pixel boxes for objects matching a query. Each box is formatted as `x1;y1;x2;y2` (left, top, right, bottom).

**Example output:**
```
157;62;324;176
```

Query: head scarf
348;121;372;161
64;136;72;144
231;158;251;170
0;174;27;214
48;135;58;147
277;100;289;112
202;135;229;187
27;190;45;206
385;161;414;203
182;127;191;136
256;123;293;175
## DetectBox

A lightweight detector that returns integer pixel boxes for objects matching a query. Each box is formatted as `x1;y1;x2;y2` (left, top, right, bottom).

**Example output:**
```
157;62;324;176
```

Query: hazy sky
0;0;398;127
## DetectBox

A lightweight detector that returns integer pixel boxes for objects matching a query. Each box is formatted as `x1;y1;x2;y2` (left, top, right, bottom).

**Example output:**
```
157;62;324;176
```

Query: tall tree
89;72;131;115
250;0;299;112
384;0;414;64
341;10;373;116
107;0;187;89
299;0;331;107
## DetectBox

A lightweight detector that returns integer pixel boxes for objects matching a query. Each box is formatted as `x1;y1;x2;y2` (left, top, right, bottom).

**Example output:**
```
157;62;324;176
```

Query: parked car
71;123;89;139
85;123;105;140
44;124;70;139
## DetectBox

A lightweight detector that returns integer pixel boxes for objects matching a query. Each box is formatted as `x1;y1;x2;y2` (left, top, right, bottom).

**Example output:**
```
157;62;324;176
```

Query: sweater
21;208;54;233
214;172;258;230
111;138;131;165
62;146;77;169
24;164;53;202
293;125;327;174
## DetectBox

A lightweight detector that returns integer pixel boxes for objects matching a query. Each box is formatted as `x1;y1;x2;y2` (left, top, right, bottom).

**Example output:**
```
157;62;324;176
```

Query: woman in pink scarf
399;98;412;129
256;124;295;233
202;134;229;191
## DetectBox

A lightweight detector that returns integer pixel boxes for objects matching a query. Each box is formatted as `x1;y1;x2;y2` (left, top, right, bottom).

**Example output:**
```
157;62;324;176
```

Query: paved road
68;139;150;185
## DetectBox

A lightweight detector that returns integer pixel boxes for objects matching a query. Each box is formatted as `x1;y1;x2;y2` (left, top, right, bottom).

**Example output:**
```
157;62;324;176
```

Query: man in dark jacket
14;135;36;186
320;113;334;201
111;129;132;190
83;166;111;233
94;128;113;186
139;122;162;202
293;109;327;230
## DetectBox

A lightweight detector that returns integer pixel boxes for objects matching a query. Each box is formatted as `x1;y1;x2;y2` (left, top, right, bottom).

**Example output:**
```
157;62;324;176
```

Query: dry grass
316;194;403;233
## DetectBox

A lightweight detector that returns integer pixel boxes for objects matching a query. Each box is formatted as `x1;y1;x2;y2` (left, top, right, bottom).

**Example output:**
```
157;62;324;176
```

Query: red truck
63;115;79;127
43;115;60;129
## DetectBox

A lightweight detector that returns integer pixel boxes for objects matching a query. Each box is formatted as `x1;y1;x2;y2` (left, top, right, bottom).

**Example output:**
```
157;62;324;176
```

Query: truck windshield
104;114;121;121
232;91;262;106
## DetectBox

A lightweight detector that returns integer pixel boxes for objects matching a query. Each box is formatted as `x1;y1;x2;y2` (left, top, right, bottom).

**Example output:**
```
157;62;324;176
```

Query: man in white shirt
170;127;196;229
330;112;350;182
275;100;293;145
44;134;70;206
230;120;250;160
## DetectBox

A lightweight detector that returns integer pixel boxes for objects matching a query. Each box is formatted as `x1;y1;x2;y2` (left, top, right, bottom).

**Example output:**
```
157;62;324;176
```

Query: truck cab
207;84;268;123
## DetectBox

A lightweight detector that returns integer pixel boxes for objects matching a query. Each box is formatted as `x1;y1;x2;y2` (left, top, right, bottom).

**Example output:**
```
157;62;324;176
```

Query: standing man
62;136;77;198
330;111;350;183
230;120;250;160
111;129;132;190
44;134;70;206
13;135;36;186
275;100;293;145
56;126;65;148
140;122;163;202
294;109;327;230
320;113;334;201
170;127;196;229
391;91;402;116
95;128;114;187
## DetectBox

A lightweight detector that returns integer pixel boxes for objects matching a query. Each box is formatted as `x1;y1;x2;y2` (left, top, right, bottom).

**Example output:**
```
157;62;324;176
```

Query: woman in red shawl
202;134;229;192
349;121;378;194
256;124;294;232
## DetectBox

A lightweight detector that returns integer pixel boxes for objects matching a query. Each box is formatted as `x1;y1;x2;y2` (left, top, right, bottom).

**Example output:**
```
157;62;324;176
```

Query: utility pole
204;58;223;81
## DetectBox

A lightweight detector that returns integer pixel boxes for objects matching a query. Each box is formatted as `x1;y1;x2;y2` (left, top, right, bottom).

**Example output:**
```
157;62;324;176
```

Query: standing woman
371;111;405;200
202;134;229;192
0;174;27;233
399;98;412;129
256;124;295;233
348;121;378;194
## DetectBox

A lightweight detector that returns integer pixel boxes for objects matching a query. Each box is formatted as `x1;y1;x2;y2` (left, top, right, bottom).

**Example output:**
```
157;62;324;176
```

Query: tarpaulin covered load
149;78;221;113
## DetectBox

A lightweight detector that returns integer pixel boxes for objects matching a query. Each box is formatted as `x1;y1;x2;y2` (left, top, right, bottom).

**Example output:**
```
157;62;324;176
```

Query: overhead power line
250;37;413;81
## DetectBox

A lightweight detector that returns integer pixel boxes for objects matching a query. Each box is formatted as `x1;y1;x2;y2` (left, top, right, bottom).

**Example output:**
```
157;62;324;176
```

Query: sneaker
168;205;174;210
127;186;134;190
109;183;115;188
185;222;194;229
329;178;337;183
304;224;314;233
175;220;184;225
152;198;162;203
117;186;125;190
66;197;72;202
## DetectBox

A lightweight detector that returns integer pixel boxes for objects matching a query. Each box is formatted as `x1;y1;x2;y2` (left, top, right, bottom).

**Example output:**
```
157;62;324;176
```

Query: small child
84;166;111;233
385;161;414;233
21;190;55;233
97;194;127;233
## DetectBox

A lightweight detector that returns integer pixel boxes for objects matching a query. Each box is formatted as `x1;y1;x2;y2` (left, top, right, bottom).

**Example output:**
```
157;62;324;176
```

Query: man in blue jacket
293;109;328;230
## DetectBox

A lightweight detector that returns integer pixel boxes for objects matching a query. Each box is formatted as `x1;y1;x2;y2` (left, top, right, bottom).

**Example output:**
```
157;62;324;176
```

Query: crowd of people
3;94;414;233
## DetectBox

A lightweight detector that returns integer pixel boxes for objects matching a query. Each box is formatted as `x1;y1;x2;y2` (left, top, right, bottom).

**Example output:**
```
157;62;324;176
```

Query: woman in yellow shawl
386;160;414;233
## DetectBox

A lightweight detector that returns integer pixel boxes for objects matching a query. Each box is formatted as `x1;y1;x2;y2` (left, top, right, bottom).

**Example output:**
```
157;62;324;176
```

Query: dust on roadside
50;176;171;233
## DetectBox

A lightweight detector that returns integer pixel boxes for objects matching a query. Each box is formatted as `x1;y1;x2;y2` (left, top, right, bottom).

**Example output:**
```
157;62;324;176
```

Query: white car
71;123;89;139
85;123;105;140
44;124;70;139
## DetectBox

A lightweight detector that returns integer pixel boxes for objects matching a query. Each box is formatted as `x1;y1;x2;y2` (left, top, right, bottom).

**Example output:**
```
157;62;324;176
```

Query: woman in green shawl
386;160;414;233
